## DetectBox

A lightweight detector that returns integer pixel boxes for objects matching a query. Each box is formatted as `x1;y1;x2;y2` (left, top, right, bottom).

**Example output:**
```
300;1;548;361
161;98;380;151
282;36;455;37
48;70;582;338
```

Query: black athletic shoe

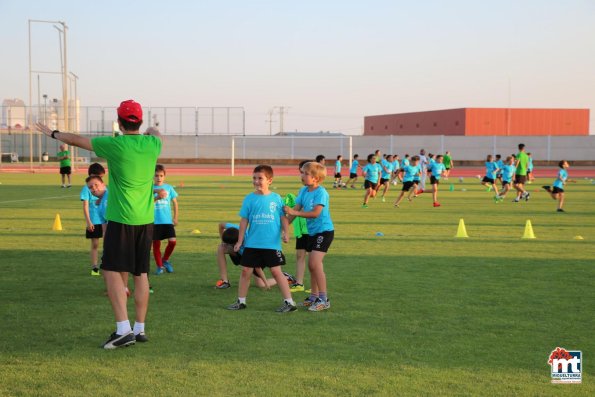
102;332;135;350
542;185;552;193
135;332;148;343
227;300;247;310
557;208;565;212
275;301;297;313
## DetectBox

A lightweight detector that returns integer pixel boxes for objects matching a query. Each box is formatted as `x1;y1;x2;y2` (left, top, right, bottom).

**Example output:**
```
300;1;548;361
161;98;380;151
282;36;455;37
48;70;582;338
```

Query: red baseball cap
117;100;143;123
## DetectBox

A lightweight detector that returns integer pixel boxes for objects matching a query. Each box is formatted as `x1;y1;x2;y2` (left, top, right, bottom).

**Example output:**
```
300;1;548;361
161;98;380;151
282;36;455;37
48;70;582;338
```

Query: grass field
1;171;594;396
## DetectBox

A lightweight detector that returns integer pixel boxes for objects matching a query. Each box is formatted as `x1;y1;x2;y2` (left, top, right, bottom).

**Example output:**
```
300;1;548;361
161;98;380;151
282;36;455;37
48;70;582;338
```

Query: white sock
116;320;131;335
238;297;247;304
133;322;145;335
284;298;295;306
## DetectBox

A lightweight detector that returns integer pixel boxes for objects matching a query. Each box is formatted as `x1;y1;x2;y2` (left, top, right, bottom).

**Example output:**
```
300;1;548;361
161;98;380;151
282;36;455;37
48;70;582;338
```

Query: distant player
429;154;446;207
481;154;500;196
81;162;107;276
361;154;381;208
152;164;178;275
333;155;344;188
443;151;453;179
542;160;574;212
379;154;395;202
345;154;360;189
494;156;515;202
513;143;530;202
393;156;420;208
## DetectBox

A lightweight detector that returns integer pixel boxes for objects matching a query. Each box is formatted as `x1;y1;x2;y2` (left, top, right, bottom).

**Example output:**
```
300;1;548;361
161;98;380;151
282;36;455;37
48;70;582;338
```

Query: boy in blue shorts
284;161;334;312
152;164;179;275
345;154;360;189
81;163;107;276
393;156;420;207
429;154;446;207
227;165;295;312
542;160;574;212
495;156;516;202
361;153;381;208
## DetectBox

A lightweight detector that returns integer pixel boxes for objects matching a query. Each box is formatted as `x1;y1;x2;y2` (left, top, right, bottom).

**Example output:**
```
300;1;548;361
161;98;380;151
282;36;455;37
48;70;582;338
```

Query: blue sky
1;0;594;134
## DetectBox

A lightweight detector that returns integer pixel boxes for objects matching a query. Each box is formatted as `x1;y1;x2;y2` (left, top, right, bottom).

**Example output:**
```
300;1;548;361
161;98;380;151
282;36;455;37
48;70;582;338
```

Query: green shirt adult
515;151;529;176
57;150;71;167
443;154;452;168
92;135;162;225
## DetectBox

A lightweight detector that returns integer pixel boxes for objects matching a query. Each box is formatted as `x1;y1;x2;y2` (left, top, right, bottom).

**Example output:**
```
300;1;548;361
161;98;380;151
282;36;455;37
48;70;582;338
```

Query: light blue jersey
502;164;515;182
239;192;285;250
553;168;567;189
363;163;381;183
430;162;446;179
496;160;504;175
403;164;419;183
296;185;334;234
80;185;107;225
392;159;400;171
380;159;393;179
402;158;410;167
349;159;359;174
528;157;534;172
153;184;178;225
485;161;499;179
335;160;342;174
224;223;245;254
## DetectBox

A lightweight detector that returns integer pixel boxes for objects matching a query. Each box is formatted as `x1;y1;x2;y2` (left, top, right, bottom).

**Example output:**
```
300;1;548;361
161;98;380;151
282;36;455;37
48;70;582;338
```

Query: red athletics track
1;164;595;178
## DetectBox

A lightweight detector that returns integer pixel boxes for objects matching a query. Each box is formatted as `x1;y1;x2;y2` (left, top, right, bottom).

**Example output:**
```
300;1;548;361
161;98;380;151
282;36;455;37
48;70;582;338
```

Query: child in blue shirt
333;155;345;188
495;156;516;202
390;154;401;186
495;154;504;183
542;160;574;212
379;154;395;202
227;165;294;312
285;161;334;312
152;164;179;275
345;154;360;189
393;156;420;207
481;154;500;196
429;155;446;207
81;163;107;276
527;152;535;183
361;153;382;208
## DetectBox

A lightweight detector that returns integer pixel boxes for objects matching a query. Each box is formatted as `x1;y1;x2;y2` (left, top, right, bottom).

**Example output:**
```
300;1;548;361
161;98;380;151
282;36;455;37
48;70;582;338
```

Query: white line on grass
0;195;78;205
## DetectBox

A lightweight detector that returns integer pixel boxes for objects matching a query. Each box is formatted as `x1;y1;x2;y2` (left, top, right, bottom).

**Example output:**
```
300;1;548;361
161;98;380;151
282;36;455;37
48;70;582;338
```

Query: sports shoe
135;332;148;343
542;185;552;193
524;192;531;201
155;266;164;275
275;301;297;313
290;283;305;292
227;300;247;310
102;332;135;350
91;268;100;276
299;298;316;307
163;260;174;273
149;286;154;294
381;197;386;202
282;272;297;285
215;279;231;289
512;198;519;203
308;298;331;312
362;204;368;208
433;202;441;207
557;208;565;212
417;189;424;194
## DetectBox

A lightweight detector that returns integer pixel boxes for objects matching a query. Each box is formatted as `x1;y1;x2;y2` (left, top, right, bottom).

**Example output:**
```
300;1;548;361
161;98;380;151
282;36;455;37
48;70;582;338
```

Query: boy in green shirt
57;143;72;187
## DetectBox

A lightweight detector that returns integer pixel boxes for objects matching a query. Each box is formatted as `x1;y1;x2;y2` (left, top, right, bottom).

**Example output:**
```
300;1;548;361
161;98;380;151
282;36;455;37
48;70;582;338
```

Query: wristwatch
51;130;60;139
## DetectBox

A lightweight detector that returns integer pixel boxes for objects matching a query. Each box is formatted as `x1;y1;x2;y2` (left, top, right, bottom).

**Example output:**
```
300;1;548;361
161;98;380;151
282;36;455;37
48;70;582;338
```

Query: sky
1;0;594;135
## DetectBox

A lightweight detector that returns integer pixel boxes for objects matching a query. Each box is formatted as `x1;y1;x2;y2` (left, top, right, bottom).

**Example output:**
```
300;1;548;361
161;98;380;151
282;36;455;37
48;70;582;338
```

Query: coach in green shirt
513;143;530;202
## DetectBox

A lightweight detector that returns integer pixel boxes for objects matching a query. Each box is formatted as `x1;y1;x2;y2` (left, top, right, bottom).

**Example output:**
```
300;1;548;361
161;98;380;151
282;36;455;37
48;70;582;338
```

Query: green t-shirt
57;150;71;167
443;154;452;168
92;134;162;225
515;151;529;176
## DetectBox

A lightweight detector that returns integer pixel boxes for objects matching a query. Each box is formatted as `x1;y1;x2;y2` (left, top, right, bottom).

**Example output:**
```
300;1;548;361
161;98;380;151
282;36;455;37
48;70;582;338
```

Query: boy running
429;154;446;207
346;154;360;189
361;154;381;208
495;156;516;202
394;156;420;207
542;160;574;212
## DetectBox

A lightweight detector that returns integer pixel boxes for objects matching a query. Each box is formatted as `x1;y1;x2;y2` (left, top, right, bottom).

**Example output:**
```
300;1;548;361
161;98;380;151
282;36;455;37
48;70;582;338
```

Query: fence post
349;136;353;170
231;137;235;176
547;135;551;162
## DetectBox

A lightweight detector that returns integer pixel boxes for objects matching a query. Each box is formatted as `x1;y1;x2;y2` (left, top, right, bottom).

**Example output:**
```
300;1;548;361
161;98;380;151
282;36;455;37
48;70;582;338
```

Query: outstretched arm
36;123;92;151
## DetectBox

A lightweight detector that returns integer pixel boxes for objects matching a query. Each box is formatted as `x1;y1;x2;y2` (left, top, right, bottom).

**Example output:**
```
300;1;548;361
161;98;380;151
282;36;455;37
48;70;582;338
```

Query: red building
364;108;589;136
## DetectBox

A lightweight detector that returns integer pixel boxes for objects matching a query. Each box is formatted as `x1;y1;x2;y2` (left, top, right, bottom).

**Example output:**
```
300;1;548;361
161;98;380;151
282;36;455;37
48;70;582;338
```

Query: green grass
1;172;594;396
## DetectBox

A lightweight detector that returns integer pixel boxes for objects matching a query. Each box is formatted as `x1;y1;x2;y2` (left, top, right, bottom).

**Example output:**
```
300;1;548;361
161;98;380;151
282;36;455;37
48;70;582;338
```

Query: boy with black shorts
284;161;334;312
81;163;107;276
495;156;516;202
429;154;446;207
152;164;178;275
361;153;381;208
394;156;420;207
227;165;295;312
345;154;360;189
542;160;574;212
57;143;72;188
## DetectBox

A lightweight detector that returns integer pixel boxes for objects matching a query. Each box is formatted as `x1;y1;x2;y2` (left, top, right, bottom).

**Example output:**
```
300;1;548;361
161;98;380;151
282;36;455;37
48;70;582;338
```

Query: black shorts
445;167;451;170
515;175;527;184
229;252;242;266
380;178;389;185
349;173;357;179
295;234;309;250
240;248;286;268
101;221;153;276
86;224;103;239
306;231;334;253
482;177;495;184
502;181;511;188
153;224;176;240
413;179;420;185
364;180;378;190
402;181;415;191
430;176;439;185
334;172;341;178
552;187;564;194
60;166;71;175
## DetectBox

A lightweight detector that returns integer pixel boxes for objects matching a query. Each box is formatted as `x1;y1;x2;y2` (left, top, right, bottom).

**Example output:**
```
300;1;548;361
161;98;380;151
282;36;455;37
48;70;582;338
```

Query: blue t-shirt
496;160;504;175
553;169;567;189
239;192;285;250
485;162;499;179
428;158;436;170
335;160;342;174
349;159;359;174
528;157;534;171
80;185;107;225
224;223;245;254
295;186;334;234
430;162;446;179
380;159;394;179
502;164;515;182
402;158;410;167
363;163;381;183
153;184;178;225
403;164;419;183
392;160;400;171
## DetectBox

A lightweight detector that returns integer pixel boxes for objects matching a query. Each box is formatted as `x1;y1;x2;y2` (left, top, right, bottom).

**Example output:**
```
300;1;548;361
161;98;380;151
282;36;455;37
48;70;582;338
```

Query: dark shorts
413;179;420;185
295;234;309;250
515;175;527;184
364;180;378;190
153;224;176;240
380;178;389;185
306;231;334;253
85;224;103;239
229;252;242;266
402;181;415;191
552;187;564;194
349;173;357;179
445;167;451;170
60;166;71;175
430;176;440;185
502;180;511;188
334;172;341;178
482;177;495;184
527;170;533;175
240;248;286;268
101;221;153;276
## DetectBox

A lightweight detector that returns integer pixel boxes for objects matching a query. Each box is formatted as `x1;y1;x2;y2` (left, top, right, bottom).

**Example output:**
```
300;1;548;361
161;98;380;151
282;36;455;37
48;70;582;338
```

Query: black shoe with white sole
102;332;135;349
135;332;148;343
